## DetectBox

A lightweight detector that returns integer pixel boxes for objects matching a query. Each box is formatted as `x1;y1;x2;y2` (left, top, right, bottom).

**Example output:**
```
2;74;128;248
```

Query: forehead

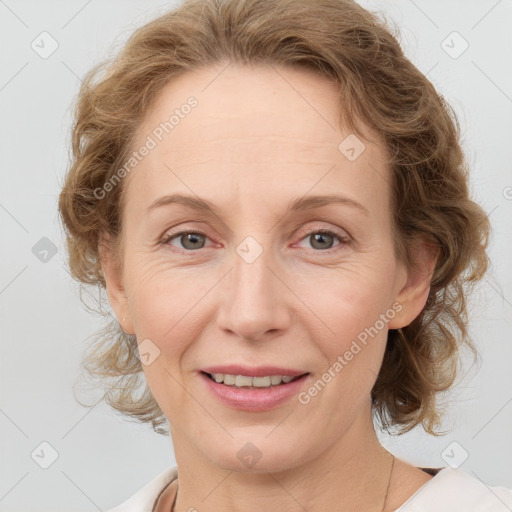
124;63;390;216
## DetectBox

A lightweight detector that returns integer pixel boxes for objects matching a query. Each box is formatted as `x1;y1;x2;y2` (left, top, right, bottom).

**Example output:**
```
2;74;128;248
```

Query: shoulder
106;466;178;512
395;467;512;512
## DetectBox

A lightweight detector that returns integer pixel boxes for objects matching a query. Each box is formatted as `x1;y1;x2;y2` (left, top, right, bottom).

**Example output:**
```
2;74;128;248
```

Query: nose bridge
216;235;290;339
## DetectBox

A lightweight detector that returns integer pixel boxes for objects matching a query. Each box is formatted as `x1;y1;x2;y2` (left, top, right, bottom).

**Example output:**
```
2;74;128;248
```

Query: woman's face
104;63;430;472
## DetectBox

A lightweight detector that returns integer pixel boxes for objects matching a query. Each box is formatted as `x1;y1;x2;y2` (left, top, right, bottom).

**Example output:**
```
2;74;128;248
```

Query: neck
170;405;395;512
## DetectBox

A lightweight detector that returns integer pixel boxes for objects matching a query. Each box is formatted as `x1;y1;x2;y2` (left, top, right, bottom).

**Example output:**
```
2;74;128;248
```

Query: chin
204;437;307;474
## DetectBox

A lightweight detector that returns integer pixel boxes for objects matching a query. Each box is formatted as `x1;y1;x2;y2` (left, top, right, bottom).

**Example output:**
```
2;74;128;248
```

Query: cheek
301;270;395;404
301;259;397;333
125;256;220;349
126;260;215;413
296;273;396;384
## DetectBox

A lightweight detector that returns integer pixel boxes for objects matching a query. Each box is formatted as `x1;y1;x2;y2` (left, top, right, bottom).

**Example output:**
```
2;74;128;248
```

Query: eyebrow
147;193;369;216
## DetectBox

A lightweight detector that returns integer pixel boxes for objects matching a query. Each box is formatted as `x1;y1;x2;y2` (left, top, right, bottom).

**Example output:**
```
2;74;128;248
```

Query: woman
58;0;512;510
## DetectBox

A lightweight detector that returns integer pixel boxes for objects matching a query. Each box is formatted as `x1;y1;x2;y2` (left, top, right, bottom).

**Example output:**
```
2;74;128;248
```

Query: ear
98;231;135;335
388;237;439;330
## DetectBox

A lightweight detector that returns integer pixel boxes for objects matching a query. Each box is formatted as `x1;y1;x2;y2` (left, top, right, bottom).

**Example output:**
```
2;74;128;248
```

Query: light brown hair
58;0;490;436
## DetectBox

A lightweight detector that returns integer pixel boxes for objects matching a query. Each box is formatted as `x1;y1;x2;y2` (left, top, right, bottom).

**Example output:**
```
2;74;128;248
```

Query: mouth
201;371;309;389
199;370;311;411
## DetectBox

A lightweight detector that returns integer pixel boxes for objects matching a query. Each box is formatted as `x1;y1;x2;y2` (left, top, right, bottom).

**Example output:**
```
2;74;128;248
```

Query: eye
160;227;351;253
296;227;350;252
161;230;212;251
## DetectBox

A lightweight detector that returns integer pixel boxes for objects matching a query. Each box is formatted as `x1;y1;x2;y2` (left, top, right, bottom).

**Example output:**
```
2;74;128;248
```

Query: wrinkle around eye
157;228;356;261
149;209;369;256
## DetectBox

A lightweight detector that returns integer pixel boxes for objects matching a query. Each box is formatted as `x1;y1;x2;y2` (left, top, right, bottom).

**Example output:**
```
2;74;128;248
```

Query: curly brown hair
58;0;490;436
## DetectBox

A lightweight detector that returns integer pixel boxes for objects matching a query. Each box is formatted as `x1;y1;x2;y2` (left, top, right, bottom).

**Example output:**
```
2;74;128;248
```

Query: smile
200;371;311;411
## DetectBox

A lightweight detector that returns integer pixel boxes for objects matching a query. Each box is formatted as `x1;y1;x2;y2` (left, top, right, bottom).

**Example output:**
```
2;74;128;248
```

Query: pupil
182;233;204;250
311;233;333;250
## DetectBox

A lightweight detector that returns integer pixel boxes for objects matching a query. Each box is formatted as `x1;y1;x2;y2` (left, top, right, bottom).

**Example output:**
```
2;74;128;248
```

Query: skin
101;62;437;512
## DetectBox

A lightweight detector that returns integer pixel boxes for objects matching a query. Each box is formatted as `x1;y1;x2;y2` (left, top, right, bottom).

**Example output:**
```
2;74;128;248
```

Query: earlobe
388;238;439;330
98;231;134;335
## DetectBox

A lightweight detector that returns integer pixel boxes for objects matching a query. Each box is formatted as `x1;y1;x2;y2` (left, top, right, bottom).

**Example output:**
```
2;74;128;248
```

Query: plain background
0;0;511;510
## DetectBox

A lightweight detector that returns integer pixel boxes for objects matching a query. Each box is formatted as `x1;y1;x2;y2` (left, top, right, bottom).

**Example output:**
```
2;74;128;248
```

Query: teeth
208;373;299;388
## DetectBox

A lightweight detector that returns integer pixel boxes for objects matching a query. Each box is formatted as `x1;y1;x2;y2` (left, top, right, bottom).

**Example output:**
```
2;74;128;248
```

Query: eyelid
160;228;216;249
159;220;217;242
297;223;351;241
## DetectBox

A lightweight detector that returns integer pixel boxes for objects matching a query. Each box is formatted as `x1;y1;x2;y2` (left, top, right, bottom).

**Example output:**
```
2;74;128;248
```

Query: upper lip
201;365;308;378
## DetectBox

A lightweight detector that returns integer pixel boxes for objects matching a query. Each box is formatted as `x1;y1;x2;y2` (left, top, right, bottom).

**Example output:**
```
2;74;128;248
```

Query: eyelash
160;226;351;254
300;226;351;252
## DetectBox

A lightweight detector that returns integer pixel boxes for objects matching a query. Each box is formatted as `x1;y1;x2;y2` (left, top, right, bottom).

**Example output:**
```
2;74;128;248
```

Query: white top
107;465;512;512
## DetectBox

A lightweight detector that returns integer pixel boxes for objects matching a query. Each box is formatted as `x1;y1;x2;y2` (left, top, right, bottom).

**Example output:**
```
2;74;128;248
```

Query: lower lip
199;372;310;411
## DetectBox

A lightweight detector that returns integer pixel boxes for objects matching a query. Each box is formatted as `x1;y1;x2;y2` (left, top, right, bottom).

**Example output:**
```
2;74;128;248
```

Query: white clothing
107;465;512;511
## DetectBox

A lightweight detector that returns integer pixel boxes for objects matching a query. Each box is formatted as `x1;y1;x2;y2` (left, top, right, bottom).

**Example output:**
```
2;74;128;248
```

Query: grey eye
308;232;336;250
164;231;209;250
179;232;206;250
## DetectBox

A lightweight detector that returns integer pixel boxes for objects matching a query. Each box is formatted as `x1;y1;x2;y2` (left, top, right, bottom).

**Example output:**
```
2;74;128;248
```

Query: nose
215;245;292;341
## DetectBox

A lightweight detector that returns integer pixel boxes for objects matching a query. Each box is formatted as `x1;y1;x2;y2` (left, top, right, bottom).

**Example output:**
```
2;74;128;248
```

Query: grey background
0;0;511;510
